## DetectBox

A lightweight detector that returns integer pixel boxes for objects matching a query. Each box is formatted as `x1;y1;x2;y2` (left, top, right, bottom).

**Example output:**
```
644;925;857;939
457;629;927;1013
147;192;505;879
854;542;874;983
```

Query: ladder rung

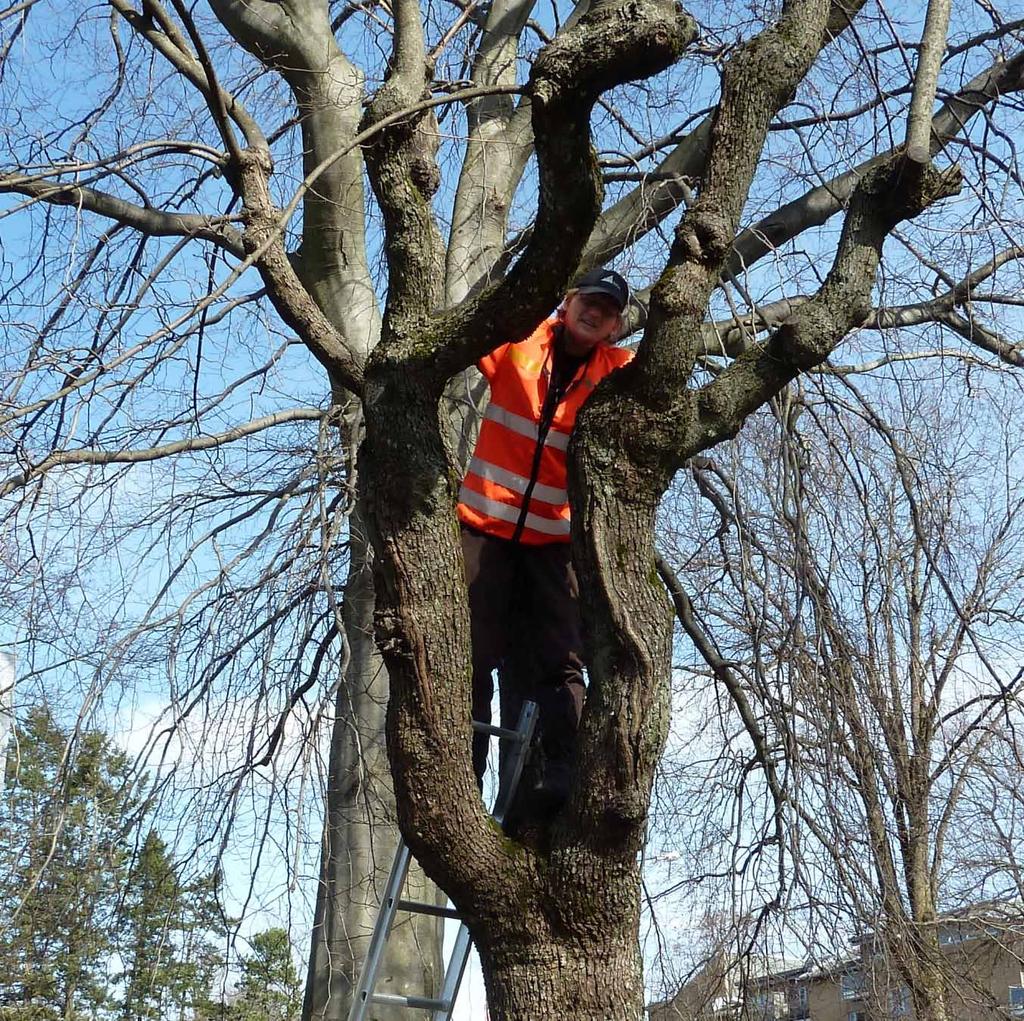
471;720;528;740
348;702;539;1021
397;898;461;919
370;993;451;1011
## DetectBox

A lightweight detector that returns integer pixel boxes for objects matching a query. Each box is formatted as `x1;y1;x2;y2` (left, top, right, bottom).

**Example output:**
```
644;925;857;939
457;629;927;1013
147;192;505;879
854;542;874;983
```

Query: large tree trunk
303;500;442;1021
199;10;427;1013
198;9;444;1015
478;929;645;1019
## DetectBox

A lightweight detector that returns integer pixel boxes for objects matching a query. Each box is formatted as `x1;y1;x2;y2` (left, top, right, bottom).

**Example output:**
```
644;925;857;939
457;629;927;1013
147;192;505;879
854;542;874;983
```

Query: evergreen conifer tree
227;929;301;1021
0;707;131;1020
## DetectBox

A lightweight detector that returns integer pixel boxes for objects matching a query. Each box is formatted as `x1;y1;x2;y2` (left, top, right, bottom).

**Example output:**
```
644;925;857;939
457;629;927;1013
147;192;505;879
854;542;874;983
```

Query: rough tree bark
5;0;1017;1017
349;1;959;1016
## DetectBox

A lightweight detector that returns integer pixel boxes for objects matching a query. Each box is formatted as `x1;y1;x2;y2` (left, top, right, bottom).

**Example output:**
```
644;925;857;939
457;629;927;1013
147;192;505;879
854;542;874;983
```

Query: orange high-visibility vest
457;317;633;545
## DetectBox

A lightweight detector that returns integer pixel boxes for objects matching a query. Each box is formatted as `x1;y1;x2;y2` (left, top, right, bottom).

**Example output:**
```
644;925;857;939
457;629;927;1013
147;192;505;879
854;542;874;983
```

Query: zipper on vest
510;332;590;545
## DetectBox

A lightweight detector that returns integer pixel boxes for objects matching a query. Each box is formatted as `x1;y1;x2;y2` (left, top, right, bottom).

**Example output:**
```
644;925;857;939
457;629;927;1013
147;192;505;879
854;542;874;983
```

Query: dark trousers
461;525;585;780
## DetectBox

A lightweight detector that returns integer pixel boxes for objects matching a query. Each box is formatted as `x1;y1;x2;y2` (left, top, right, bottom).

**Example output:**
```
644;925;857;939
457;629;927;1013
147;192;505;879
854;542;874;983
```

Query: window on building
748;989;787;1020
847;1011;867;1021
749;990;772;1020
840;972;866;1001
889;987;910;1016
787;984;809;1020
1009;985;1024;1008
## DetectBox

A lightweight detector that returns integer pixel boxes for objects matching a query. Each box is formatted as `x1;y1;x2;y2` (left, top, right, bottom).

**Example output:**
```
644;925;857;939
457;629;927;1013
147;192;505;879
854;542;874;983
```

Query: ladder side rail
432;925;473;1021
346;842;414;1021
492;699;538;827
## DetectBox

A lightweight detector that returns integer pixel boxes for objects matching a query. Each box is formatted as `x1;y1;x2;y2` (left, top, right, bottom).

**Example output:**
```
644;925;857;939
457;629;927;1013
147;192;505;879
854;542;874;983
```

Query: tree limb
444;0;538;303
725;48;1024;278
695;156;963;454
1;409;324;498
905;0;952;163
211;0;383;363
584;0;871;269
0;174;245;257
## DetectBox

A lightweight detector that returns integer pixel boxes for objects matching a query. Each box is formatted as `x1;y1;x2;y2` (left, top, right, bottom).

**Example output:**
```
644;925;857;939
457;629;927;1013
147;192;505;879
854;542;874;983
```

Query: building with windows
648;909;1024;1021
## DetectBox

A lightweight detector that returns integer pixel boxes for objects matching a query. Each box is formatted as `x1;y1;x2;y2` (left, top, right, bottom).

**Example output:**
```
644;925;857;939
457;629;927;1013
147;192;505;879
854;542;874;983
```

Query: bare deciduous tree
657;371;1024;1021
2;0;1023;1017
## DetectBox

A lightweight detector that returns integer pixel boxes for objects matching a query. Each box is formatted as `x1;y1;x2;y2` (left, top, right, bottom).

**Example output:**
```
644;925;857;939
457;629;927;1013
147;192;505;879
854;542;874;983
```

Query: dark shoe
529;760;572;816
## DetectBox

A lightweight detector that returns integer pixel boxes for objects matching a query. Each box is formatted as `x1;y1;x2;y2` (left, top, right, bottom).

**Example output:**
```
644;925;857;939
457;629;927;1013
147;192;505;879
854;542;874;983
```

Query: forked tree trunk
356;355;663;1021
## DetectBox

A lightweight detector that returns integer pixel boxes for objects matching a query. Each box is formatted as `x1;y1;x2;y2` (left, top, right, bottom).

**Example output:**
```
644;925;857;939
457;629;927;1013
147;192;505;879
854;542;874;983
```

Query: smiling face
562;291;622;356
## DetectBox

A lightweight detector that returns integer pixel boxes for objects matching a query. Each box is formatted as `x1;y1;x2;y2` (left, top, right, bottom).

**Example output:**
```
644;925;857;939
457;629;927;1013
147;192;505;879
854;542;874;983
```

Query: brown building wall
649;931;1024;1021
805;972;865;1021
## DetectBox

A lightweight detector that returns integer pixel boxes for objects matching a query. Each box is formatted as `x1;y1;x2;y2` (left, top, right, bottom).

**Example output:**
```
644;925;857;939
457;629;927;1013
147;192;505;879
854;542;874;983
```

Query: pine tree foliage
226;928;302;1021
0;707;131;1020
118;830;225;1021
0;708;226;1021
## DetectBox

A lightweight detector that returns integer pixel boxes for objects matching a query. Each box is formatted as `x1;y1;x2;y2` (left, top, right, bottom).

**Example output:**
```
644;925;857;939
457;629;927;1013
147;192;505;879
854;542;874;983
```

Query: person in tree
458;267;633;813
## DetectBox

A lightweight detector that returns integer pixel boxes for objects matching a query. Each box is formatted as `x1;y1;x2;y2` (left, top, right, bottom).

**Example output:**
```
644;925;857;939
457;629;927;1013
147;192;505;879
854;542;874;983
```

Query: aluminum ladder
347;700;538;1021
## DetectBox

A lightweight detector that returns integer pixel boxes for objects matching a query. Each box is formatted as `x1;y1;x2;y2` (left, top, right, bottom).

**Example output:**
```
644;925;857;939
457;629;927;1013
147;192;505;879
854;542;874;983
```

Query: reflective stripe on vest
458;486;571;537
483;403;570;452
465;455;568;505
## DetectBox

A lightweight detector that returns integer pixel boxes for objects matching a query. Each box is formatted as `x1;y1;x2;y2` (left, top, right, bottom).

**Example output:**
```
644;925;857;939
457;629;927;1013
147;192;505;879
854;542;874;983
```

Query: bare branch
0;0;42;22
1;409;324;499
444;0;538;303
905;0;953;163
696;158;963;453
0;173;245;257
585;0;872;269
727;48;1024;278
433;0;698;381
109;0;267;151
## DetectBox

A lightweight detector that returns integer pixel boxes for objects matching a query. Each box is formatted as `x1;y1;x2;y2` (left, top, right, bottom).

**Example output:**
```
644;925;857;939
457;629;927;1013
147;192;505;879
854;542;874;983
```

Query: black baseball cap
574;267;630;311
